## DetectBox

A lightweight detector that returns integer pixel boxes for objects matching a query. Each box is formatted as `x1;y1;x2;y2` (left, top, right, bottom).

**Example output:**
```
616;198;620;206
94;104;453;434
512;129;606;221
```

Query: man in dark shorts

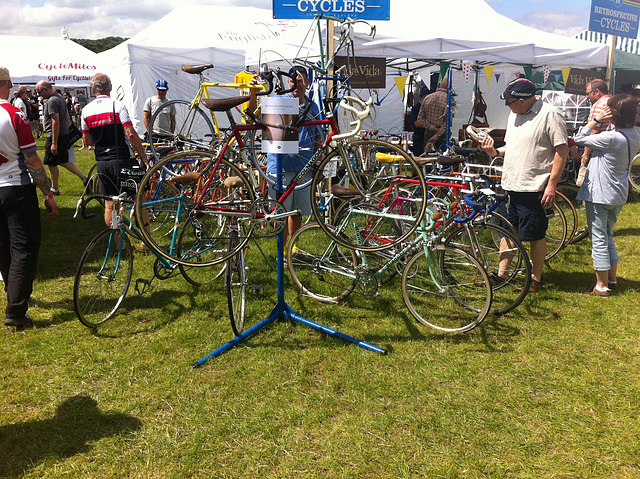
481;79;568;292
35;81;88;195
81;73;148;228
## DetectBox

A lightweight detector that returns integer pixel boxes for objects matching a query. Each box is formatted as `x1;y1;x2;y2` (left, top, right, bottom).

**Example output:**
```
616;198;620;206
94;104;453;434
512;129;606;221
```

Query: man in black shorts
481;79;568;292
81;73;148;228
35;81;88;195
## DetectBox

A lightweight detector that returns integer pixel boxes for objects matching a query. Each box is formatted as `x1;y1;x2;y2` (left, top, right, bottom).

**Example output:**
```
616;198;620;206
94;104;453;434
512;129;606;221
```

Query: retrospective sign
589;0;640;39
273;0;390;20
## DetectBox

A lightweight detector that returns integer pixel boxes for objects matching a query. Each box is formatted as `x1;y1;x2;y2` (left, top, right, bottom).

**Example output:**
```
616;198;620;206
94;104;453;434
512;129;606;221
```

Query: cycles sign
273;0;390;20
589;0;640;39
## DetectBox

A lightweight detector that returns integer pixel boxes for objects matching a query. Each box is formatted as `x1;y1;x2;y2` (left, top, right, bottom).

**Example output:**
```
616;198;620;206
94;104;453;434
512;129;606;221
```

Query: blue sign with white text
589;0;640;39
273;0;390;20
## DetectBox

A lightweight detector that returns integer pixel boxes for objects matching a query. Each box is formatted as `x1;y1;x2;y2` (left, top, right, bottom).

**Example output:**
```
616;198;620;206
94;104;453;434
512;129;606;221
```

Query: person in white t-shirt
143;79;175;137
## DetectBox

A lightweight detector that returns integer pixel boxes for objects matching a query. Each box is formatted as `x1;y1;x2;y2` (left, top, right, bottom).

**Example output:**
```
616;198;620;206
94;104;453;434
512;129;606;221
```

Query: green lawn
1;146;640;478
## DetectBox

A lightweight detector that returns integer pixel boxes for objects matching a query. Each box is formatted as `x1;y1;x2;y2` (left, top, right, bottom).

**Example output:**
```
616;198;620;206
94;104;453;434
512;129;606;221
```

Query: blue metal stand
194;156;387;367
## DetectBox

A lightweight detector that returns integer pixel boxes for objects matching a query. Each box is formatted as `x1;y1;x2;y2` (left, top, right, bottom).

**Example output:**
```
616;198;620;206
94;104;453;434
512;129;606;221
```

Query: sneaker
608;281;618;291
579;284;611;297
51;187;60;196
4;314;34;329
515;279;542;293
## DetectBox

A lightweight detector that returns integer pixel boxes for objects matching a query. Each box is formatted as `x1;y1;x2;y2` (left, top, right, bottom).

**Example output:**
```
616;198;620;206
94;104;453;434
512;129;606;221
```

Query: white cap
0;66;11;82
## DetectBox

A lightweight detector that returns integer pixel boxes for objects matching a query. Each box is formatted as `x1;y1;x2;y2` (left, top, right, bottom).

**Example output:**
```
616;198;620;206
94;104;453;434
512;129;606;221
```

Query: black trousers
0;184;41;320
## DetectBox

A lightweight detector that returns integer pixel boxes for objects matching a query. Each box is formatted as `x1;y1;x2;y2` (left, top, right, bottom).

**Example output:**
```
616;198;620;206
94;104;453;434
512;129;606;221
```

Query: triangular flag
523;65;533;80
462;62;473;83
495;73;501;83
394;76;408;97
542;66;552;83
484;66;495;85
440;61;451;81
561;67;571;85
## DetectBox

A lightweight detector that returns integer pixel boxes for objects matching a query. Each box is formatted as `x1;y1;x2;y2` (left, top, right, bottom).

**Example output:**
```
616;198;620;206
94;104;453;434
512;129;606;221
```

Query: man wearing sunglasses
481;78;568;293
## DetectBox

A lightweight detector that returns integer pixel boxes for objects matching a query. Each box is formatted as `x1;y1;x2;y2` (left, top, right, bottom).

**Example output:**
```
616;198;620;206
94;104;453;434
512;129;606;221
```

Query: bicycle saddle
331;184;363;198
202;96;250;112
181;64;214;75
466;125;493;143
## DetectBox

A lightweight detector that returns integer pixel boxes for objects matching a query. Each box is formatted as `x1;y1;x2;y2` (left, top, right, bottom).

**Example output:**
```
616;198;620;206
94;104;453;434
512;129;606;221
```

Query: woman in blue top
574;94;640;296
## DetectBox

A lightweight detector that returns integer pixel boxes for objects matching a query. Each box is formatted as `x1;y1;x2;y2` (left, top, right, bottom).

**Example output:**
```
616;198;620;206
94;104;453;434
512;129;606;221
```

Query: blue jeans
585;201;623;271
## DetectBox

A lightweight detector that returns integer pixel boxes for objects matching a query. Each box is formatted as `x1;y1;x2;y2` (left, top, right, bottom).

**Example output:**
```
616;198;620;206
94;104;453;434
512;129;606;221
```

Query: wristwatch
593;118;602;125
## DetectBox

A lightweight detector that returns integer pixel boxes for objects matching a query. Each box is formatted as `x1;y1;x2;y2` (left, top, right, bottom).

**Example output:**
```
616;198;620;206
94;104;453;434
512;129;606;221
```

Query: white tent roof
355;0;608;67
0;35;99;87
98;4;316;133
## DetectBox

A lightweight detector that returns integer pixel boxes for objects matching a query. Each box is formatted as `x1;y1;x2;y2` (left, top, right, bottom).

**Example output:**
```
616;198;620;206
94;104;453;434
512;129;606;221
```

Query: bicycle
72;191;210;328
134;83;428;268
287;207;493;333
147;64;265;162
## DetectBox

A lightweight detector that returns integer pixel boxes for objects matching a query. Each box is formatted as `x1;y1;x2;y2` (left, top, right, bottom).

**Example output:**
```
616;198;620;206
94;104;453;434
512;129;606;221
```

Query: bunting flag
523;65;533;80
495;73;501;84
561;67;571;85
440;61;451;80
394;76;408;97
542;66;552;83
484;65;495;85
462;62;473;83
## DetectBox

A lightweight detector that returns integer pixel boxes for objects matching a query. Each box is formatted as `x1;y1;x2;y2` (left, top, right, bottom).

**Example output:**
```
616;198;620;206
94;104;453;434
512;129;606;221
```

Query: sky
0;0;593;40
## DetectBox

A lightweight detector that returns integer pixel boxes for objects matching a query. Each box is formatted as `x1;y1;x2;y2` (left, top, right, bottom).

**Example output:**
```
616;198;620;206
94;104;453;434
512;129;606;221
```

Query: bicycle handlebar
332;96;373;142
74;193;131;220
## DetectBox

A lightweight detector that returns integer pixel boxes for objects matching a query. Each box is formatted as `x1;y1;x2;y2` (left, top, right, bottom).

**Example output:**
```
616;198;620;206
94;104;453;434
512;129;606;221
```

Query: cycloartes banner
273;0;390;20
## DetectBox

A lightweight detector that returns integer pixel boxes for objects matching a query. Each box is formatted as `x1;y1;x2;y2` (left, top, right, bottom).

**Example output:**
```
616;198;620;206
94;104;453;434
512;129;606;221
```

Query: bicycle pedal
135;278;153;295
250;284;264;295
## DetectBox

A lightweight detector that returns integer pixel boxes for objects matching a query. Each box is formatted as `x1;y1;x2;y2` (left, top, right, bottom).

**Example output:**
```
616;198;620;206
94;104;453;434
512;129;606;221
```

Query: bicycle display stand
194;157;387;367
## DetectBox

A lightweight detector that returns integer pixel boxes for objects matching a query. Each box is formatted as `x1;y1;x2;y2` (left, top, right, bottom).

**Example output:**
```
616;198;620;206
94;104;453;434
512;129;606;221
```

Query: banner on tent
564;68;605;95
272;0;390;20
334;56;386;88
589;0;640;39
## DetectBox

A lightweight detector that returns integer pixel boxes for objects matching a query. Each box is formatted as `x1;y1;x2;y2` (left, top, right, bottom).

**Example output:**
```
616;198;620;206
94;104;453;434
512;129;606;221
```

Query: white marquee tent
0;35;99;88
99;0;609;135
98;5;316;133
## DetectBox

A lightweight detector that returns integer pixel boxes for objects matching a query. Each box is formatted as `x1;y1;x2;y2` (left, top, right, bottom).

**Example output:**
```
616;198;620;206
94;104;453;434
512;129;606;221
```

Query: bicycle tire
84;163;105;207
177;217;224;286
134;151;255;267
311;139;427;252
630;153;640;191
401;245;492;333
227;231;248;336
557;184;589;244
287;222;357;304
444;221;532;315
544;202;568;260
148;100;215;161
73;229;133;328
554;190;578;246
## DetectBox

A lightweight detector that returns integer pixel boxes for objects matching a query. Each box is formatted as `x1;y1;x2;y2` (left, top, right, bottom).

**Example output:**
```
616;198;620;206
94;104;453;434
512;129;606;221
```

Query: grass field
1;145;640;478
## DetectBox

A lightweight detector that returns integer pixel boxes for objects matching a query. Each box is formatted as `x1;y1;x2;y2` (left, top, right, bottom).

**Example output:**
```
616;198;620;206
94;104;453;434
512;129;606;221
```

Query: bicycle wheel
227;231;247;336
401;245;492;333
545;202;568;260
630;153;640;191
555;190;577;246
444;221;532;315
288;222;357;303
73;229;133;328
177;217;224;286
311;139;427;252
558;184;589;244
148;100;216;160
135;151;255;267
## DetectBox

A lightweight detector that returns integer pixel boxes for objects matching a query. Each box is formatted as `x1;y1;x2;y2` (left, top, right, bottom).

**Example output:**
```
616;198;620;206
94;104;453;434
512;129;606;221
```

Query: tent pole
606;34;616;92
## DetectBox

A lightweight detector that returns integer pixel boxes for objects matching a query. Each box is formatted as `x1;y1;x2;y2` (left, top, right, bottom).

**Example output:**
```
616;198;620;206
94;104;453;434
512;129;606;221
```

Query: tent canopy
355;0;608;68
0;35;99;87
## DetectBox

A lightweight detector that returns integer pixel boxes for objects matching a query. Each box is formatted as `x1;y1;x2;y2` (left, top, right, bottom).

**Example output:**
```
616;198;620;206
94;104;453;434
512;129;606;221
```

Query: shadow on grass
30;288;189;335
0;395;142;478
615;227;640;237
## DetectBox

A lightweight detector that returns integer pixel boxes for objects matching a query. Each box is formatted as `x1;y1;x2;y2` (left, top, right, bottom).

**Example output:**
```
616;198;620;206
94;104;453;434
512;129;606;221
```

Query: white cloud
0;0;271;39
